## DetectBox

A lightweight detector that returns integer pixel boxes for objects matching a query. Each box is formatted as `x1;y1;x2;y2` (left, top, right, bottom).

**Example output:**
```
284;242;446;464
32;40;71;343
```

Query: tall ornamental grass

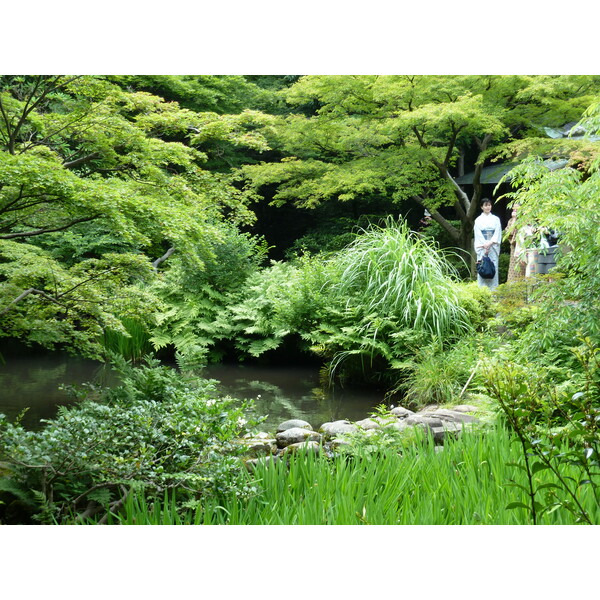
100;317;154;363
332;217;470;340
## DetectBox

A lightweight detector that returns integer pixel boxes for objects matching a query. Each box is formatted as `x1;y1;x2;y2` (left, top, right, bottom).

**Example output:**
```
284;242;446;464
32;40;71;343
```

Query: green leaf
539;503;562;516
506;502;531;511
532;462;551;474
533;501;545;513
535;483;562;491
505;481;530;494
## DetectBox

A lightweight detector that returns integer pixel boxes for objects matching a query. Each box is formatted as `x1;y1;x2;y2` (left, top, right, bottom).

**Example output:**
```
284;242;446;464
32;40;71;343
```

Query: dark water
202;363;386;431
0;354;385;431
0;352;117;429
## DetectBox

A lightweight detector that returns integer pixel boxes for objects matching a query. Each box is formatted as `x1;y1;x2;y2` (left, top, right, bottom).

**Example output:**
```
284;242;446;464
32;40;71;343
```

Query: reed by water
101;424;600;525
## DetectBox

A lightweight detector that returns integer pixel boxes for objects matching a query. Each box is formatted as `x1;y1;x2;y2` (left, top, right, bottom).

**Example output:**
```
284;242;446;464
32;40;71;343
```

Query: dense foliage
1;75;599;526
238;75;600;266
0;357;259;524
0;75;272;357
94;424;599;525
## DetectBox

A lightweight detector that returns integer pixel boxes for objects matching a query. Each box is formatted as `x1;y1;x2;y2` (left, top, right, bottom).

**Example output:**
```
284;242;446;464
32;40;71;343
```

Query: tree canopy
239;75;600;262
2;74;600;358
0;75;273;356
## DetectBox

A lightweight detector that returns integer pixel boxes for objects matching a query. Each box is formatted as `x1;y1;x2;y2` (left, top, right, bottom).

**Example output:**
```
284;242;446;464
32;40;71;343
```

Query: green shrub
307;218;472;384
0;357;258;524
454;281;496;331
395;336;481;409
498;252;510;284
491;274;597;377
148;224;268;365
332;218;469;337
482;339;600;524
219;260;310;358
491;279;538;336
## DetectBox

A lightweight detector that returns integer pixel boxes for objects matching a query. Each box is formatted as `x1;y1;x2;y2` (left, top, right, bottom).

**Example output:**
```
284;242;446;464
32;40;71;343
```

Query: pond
202;363;386;431
0;352;386;431
0;352;117;429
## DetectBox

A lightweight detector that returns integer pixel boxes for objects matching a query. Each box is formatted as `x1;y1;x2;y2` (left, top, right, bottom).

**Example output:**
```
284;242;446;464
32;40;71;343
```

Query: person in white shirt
474;198;502;290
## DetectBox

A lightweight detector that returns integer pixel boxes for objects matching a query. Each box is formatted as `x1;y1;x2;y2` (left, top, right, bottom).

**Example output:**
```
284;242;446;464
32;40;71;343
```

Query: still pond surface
0;352;385;431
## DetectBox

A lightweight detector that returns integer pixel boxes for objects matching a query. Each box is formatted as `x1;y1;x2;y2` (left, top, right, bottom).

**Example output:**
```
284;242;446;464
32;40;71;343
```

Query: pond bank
241;403;482;469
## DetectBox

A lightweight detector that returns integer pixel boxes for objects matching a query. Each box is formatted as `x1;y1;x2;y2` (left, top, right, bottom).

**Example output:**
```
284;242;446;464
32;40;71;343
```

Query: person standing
506;204;526;282
474;198;502;290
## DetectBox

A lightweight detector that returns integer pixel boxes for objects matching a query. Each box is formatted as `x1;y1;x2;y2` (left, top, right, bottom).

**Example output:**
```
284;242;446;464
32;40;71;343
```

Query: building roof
457;120;598;185
455;158;569;185
542;121;600;141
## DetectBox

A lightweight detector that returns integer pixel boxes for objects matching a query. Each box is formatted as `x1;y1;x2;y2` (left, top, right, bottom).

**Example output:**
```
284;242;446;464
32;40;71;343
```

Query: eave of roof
456;158;569;185
457;121;598;185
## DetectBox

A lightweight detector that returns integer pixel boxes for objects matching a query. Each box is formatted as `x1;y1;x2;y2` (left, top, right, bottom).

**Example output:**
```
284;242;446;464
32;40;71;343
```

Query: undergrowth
97;424;600;525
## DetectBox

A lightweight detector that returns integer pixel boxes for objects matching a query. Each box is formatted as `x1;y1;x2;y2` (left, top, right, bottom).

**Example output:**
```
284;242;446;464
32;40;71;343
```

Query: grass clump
104;424;600;525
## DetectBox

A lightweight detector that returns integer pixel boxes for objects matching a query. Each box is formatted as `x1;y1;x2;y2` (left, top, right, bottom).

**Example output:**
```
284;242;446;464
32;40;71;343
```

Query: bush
217;260;316;358
306;218;472;384
0;357;258;524
148;224;268;365
454;281;496;331
482;339;600;524
493;275;595;377
396;336;481;409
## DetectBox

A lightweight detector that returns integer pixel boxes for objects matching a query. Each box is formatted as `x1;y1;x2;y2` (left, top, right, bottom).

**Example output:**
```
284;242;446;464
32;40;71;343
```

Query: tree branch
97;485;130;525
443;124;463;167
152;246;175;270
0;288;68;315
469;133;494;220
0;191;62;217
1;76;82;154
413;195;460;242
0;214;101;239
63;152;101;169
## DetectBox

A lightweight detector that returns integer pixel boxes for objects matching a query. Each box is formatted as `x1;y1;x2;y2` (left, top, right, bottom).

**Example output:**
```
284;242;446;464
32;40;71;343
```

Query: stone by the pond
450;405;479;414
319;420;359;438
430;421;465;443
239;437;277;456
390;406;415;419
276;427;322;448
242;431;272;439
276;419;313;433
283;440;322;455
382;419;409;432
329;437;352;449
372;415;398;427
405;415;444;429
355;418;381;430
421;408;480;424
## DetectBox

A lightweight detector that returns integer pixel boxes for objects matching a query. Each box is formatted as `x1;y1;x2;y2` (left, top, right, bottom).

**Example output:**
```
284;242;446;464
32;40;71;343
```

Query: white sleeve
491;216;502;244
474;218;484;249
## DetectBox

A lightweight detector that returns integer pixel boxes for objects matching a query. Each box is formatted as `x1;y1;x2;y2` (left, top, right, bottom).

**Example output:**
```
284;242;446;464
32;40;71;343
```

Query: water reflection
202;364;385;431
0;353;115;429
0;354;385;432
